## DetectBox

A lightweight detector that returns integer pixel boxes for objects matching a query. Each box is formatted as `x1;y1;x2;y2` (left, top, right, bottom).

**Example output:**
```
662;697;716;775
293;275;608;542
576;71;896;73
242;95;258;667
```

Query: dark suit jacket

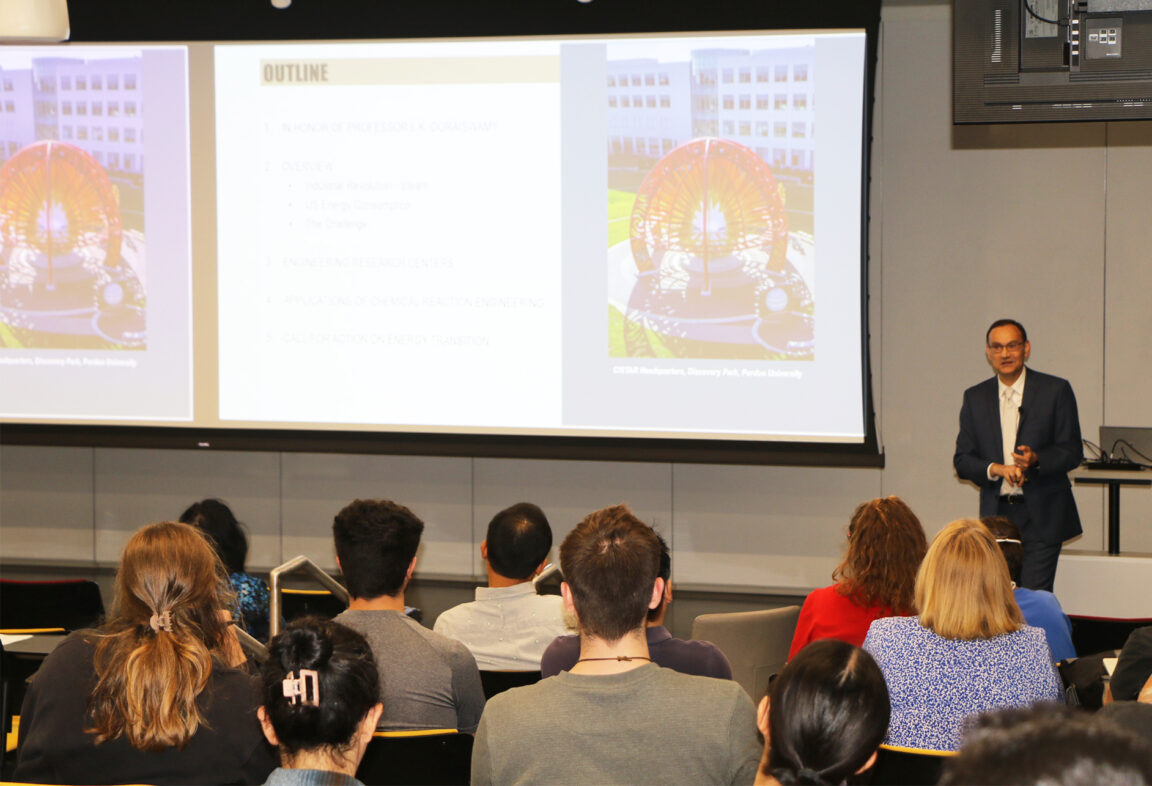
953;367;1083;543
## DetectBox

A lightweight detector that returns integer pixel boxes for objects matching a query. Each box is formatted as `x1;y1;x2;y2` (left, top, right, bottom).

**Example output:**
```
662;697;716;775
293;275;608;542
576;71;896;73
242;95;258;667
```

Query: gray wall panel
279;453;473;576
92;448;281;567
3;0;1150;590
0;445;95;563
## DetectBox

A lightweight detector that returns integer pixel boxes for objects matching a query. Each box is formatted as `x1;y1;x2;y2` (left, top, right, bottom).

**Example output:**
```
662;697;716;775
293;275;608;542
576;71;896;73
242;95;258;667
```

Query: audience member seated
788;496;926;660
540;531;732;680
14;521;277;785
983;515;1075;662
331;499;485;733
433;502;567;670
755;639;889;786
939;706;1152;786
258;618;383;786
863;518;1063;752
1111;626;1152;703
181;498;272;642
1098;701;1152;746
471;505;760;786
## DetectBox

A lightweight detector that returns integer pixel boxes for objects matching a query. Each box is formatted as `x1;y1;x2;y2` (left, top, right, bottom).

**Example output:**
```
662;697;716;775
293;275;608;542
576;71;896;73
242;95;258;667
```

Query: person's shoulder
1007;624;1051;650
805;584;840;602
655;667;753;707
662;634;728;664
432;601;474;631
543;632;579;654
1024;368;1075;392
412;617;478;660
1125;626;1152;647
481;674;556;718
868;614;916;634
38;630;98;670
963;376;998;396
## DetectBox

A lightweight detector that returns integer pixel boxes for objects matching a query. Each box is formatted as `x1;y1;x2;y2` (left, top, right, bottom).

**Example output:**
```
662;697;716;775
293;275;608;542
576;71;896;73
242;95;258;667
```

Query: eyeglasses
988;341;1024;352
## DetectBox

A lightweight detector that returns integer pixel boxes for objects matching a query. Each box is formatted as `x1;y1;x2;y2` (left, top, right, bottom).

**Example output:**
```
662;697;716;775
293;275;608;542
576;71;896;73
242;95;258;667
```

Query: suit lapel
983;377;1004;461
1019;367;1036;434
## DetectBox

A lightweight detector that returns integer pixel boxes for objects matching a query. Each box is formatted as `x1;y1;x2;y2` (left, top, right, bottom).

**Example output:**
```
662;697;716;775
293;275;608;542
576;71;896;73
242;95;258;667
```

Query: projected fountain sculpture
0;140;145;348
622;137;813;360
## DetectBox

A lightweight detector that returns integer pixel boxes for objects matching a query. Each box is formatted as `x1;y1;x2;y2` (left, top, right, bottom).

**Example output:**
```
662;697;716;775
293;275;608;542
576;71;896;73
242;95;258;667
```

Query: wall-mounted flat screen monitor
955;0;1152;123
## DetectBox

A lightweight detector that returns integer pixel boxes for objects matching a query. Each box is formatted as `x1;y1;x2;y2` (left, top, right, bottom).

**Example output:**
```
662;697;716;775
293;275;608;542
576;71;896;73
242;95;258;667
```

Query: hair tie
796;768;825;784
995;538;1022;545
282;669;320;707
149;609;173;633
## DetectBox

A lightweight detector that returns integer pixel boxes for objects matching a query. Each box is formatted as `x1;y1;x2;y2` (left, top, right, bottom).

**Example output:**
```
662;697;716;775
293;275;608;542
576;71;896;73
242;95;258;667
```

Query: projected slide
0;47;193;421
216;33;867;441
216;43;563;427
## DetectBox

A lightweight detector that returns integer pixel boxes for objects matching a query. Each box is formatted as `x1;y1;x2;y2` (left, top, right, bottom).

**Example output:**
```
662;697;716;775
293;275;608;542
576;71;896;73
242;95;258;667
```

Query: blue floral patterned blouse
231;571;271;642
863;615;1064;751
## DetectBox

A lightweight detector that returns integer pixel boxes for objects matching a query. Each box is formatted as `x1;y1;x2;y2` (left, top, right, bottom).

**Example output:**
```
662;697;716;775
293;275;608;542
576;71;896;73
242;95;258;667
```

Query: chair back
280;588;348;623
870;743;954;786
0;579;104;632
479;670;541;699
357;730;473;786
690;605;800;699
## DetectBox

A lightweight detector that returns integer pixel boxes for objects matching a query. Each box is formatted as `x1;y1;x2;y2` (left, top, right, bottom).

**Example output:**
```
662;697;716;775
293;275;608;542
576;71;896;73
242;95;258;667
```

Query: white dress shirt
433;583;569;671
988;366;1026;496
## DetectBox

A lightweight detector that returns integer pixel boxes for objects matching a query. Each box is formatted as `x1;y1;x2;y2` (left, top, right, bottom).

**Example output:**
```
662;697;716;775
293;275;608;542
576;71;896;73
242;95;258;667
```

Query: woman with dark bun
259;618;384;786
14;521;277;784
756;639;890;786
181;498;272;641
789;496;927;659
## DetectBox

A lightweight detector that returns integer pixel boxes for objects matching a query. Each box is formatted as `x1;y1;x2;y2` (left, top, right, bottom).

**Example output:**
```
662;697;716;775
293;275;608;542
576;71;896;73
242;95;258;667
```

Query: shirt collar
998;365;1026;400
474;582;539;601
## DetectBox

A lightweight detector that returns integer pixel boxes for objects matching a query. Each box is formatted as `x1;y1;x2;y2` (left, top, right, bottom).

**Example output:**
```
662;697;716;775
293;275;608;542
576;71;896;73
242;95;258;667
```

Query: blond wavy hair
915;518;1023;640
87;521;235;751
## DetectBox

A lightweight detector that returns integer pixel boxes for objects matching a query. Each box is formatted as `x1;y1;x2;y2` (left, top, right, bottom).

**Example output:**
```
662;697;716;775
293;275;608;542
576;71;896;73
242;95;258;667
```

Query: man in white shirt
434;502;568;670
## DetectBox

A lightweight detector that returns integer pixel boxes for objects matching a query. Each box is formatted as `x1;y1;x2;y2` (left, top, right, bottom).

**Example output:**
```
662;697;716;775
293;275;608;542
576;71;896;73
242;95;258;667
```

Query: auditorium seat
478;670;541;699
870;743;954;785
279;587;347;622
357;729;472;786
690;605;800;699
0;579;104;633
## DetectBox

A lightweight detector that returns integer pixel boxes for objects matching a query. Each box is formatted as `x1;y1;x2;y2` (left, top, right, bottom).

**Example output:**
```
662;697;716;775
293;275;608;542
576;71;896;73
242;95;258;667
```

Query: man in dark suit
954;319;1082;591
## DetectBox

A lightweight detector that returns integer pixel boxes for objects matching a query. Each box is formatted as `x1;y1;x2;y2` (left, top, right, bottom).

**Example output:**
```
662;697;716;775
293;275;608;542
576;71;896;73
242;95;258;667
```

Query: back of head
262;617;380;761
941;706;1152;786
559;504;661;642
767;639;890;786
179;498;249;575
89;521;234;751
915;518;1023;640
485;502;553;581
834;496;927;615
981;515;1024;586
332;499;424;600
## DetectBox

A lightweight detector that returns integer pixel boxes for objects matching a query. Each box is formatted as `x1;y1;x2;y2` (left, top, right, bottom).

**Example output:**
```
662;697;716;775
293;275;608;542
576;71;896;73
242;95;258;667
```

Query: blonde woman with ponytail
14;521;277;785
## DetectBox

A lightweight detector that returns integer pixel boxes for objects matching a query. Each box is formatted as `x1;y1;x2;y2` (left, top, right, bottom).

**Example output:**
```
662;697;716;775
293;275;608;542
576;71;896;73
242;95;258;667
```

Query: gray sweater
334;609;485;734
471;663;761;786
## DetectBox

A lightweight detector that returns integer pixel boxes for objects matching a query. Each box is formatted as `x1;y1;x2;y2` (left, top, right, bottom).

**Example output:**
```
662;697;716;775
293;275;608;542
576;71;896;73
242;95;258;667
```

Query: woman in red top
788;496;927;660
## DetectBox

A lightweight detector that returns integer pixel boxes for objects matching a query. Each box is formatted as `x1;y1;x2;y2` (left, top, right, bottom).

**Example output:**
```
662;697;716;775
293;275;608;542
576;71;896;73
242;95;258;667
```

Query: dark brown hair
87;521;235;751
559;504;661;642
833;496;927;616
332;499;423;599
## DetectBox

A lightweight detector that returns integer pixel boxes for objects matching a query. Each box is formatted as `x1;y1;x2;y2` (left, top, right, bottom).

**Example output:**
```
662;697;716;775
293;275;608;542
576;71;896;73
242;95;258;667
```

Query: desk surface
1071;466;1152;483
2;633;66;657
